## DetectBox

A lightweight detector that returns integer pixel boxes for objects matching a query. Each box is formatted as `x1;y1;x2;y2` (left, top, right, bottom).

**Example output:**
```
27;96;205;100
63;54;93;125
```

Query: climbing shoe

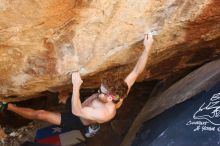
84;124;100;138
0;102;8;112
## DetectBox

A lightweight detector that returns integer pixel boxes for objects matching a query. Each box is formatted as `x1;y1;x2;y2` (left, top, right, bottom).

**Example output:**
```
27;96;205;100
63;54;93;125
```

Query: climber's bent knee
35;110;61;125
35;110;48;120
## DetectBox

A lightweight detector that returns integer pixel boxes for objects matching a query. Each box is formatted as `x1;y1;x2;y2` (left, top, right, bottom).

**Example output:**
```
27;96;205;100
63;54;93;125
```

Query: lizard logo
193;93;220;126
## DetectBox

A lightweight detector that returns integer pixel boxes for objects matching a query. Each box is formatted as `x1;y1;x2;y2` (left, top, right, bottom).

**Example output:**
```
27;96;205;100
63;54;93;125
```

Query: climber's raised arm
71;72;84;115
124;34;154;92
71;72;109;121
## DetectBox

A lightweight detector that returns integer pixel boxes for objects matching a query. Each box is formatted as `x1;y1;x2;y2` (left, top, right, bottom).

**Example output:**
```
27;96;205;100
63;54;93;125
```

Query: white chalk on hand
148;30;159;36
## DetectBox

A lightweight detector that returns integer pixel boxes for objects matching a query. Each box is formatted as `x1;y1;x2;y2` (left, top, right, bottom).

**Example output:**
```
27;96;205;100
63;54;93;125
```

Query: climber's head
100;73;128;104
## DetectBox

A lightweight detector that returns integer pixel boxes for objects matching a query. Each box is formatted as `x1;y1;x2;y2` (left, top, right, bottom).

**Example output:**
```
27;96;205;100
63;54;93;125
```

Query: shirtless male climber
0;34;154;136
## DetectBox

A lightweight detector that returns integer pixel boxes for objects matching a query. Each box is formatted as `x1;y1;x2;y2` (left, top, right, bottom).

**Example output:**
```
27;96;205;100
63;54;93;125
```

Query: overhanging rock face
0;0;219;101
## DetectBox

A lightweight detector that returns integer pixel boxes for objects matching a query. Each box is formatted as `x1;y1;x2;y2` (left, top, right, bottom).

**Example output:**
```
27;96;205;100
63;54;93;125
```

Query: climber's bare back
79;93;116;125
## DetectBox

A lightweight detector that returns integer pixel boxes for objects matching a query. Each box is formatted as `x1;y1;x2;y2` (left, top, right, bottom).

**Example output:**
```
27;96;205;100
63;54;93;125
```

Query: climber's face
98;84;113;103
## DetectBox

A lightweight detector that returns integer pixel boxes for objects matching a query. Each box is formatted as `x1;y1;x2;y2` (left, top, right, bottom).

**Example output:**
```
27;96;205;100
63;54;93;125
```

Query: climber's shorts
60;97;86;130
60;112;86;130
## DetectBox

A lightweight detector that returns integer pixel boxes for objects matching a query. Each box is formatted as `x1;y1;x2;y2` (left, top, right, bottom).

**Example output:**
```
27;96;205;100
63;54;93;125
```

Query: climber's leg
7;103;61;125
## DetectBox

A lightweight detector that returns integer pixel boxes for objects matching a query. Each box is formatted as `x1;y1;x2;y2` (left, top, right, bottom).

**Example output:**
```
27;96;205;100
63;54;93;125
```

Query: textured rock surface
0;0;219;101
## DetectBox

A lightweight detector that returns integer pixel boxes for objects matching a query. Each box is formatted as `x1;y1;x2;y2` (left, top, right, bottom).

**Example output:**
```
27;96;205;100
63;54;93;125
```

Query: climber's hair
101;72;128;103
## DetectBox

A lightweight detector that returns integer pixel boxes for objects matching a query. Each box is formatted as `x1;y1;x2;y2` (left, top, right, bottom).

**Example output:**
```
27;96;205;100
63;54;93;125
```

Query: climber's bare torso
80;93;116;125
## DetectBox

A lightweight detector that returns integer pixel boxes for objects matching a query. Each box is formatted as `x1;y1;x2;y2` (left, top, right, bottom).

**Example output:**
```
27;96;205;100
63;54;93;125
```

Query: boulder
0;0;219;101
121;59;220;146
